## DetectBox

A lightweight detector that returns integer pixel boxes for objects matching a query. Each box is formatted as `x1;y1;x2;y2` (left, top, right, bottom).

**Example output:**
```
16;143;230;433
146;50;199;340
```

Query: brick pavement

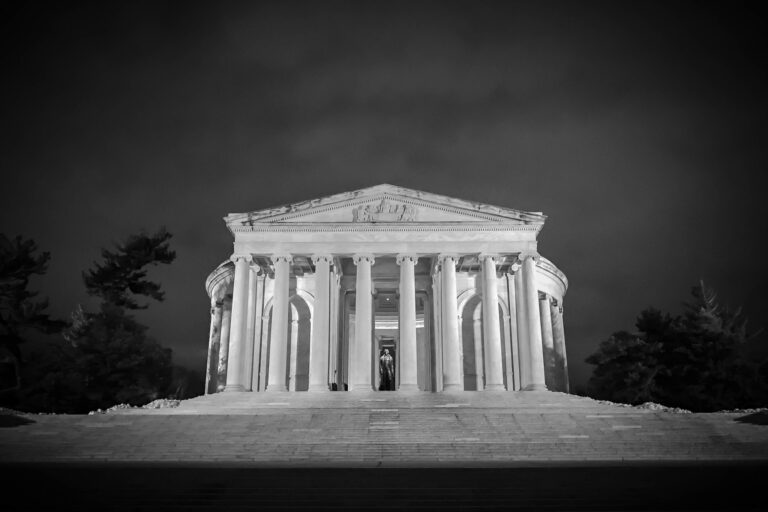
2;391;767;466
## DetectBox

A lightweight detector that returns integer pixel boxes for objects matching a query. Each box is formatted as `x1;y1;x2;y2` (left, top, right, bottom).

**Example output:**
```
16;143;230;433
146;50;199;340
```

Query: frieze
352;198;417;222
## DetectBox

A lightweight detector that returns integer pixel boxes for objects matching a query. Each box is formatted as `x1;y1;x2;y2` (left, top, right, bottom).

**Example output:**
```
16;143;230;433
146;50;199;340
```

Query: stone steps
3;390;767;466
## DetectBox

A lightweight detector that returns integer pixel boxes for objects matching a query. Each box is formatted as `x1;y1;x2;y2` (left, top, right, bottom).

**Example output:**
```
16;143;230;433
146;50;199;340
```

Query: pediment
225;184;545;228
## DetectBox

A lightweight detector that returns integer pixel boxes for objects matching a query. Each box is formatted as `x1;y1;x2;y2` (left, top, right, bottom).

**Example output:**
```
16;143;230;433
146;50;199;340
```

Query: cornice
230;223;543;233
205;260;234;298
224;184;547;227
536;256;568;291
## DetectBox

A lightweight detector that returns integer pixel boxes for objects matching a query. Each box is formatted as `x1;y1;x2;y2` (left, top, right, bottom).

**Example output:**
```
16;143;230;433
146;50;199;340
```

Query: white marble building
205;184;568;394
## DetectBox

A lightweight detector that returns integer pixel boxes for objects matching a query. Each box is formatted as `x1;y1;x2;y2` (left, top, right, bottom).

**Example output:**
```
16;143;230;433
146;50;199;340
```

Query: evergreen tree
586;282;767;411
0;234;63;397
58;228;176;411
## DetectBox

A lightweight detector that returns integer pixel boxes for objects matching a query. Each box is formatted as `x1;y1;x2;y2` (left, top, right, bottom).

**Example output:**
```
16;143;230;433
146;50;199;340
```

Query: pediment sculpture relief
352;198;417;222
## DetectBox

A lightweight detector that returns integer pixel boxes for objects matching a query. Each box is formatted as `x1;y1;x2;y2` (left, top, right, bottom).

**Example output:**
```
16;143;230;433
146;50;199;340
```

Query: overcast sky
2;1;767;388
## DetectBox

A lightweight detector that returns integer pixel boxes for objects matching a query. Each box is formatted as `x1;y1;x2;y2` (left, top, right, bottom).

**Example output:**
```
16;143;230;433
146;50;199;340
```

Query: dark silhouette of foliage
586;282;767;411
47;228;177;412
0;234;64;395
82;228;175;309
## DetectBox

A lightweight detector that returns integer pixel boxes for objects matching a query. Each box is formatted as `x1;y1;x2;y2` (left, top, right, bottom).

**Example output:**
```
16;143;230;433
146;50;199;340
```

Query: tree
586;282;767;411
59;228;176;411
83;228;175;309
0;234;63;396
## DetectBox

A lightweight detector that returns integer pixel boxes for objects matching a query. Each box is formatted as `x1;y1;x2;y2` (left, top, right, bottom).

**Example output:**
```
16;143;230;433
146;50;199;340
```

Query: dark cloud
2;1;767;384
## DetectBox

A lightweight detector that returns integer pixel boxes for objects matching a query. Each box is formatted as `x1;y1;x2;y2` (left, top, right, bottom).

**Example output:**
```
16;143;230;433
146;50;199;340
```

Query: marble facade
204;184;569;393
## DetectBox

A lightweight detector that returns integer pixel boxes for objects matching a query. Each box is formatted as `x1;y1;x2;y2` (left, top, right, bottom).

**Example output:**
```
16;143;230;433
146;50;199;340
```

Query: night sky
2;1;767;389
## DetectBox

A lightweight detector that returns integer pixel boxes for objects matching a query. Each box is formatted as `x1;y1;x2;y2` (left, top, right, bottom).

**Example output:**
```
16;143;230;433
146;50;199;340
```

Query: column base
441;383;463;392
397;383;419;392
522;383;548;391
307;384;331;392
347;384;373;392
265;384;288;392
224;384;246;392
484;384;506;392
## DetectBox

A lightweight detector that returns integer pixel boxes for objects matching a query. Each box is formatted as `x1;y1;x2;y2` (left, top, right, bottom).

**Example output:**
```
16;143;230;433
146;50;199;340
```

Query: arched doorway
262;293;313;391
460;294;509;391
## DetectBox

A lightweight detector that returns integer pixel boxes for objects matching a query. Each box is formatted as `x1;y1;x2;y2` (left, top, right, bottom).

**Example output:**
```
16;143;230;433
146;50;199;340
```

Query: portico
204;184;568;393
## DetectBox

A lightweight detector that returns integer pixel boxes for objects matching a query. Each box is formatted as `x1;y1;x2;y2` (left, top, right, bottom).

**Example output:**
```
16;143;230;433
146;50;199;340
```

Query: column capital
230;253;253;264
271;253;292;264
438;253;460;264
352;254;375;265
311;254;334;265
396;254;419;265
517;251;540;261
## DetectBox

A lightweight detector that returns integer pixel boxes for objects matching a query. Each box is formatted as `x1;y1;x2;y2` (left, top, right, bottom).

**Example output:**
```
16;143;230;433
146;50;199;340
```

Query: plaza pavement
2;391;767;510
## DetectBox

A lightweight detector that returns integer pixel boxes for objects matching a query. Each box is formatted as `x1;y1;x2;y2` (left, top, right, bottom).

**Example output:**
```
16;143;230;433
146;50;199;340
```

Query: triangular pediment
225;184;545;227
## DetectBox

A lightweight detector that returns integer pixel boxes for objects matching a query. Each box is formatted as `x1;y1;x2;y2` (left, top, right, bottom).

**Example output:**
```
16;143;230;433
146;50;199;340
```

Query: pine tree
0;234;63;396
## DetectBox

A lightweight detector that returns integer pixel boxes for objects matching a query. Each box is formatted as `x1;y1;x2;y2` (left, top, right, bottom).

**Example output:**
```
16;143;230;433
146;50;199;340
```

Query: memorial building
204;184;569;394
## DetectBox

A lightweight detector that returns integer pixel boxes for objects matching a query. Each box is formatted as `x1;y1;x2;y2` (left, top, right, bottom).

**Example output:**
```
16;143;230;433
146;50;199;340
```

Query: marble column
441;255;462;391
431;264;444;391
225;255;251;391
513;268;530;389
539;293;555;390
205;295;224;394
289;315;298;391
481;255;505;391
216;296;232;392
350;254;374;391
397;254;419;392
551;300;569;393
473;311;483;390
522;255;546;390
243;266;259;391
309;255;332;392
250;272;266;391
267;254;291;392
506;265;521;391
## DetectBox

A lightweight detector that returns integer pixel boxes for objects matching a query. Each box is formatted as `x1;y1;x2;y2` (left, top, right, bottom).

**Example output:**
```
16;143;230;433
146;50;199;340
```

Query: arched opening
461;295;483;391
460;293;510;391
263;293;312;391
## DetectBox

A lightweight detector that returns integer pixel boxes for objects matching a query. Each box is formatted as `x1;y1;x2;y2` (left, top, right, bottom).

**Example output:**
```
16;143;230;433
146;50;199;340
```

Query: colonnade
205;253;568;394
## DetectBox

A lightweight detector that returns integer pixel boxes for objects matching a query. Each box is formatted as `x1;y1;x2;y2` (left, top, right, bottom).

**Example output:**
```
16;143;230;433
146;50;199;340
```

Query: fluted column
506;265;521;391
309;255;332;392
225;255;251;391
350;254;374;391
216;296;232;391
440;255;462;391
267;254;291;392
243;266;259;391
481;255;505;391
397;254;419;392
539;293;555;390
431;264;444;391
513;267;530;389
288;316;298;391
551;299;569;393
473;312;483;390
205;295;224;394
522;255;546;390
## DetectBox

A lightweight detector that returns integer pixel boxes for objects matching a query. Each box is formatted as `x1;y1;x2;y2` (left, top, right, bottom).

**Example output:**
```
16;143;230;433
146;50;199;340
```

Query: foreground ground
1;391;766;510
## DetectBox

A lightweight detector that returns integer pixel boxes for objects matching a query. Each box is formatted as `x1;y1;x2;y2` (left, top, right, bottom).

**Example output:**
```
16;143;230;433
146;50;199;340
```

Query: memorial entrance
204;184;569;395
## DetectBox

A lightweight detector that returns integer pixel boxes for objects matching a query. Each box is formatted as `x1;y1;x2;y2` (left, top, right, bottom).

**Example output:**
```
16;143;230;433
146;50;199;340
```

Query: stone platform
3;391;767;510
2;391;767;465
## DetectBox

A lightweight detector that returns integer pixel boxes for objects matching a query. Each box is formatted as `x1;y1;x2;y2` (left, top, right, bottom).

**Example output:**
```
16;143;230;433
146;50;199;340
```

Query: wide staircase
113;389;768;465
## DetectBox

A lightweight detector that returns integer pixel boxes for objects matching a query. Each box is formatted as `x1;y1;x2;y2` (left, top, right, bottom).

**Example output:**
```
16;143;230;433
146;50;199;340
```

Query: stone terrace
2;391;767;466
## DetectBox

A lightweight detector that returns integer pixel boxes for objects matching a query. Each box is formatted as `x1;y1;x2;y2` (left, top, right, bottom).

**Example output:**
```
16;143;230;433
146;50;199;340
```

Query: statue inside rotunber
204;184;569;394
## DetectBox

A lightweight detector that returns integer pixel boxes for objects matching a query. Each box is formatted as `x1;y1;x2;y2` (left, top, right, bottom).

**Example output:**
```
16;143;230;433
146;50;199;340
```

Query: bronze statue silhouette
379;348;395;391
